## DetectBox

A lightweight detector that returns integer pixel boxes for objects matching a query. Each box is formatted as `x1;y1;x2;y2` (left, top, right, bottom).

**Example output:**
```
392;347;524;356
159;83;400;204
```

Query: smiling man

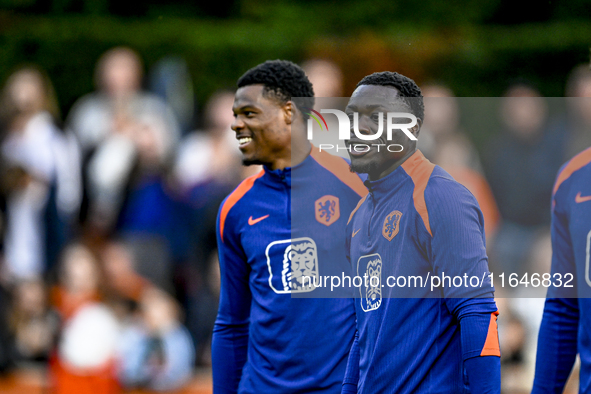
212;60;367;394
342;72;501;394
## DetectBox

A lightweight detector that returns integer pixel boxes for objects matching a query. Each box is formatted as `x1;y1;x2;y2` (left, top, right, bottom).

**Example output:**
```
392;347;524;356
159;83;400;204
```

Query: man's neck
269;124;311;170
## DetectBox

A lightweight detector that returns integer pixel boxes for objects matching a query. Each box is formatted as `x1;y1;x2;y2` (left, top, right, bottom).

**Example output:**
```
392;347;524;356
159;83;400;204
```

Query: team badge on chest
383;210;402;241
357;254;382;312
266;238;318;294
315;195;340;226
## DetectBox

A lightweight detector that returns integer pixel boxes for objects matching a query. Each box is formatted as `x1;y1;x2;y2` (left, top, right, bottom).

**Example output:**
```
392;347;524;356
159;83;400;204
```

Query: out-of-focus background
1;1;590;393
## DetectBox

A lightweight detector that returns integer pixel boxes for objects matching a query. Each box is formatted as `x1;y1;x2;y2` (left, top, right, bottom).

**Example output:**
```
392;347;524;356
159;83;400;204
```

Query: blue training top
212;147;367;394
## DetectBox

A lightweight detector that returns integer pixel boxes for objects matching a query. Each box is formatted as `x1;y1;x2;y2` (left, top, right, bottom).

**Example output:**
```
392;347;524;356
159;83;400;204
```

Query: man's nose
231;116;244;132
352;114;373;136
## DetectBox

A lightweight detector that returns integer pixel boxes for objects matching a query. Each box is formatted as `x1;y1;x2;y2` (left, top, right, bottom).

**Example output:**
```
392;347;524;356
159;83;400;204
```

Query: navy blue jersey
345;150;500;394
533;147;591;393
212;147;367;393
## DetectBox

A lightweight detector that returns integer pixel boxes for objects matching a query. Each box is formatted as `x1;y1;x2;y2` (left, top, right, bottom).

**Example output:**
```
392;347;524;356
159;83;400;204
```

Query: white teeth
238;137;252;145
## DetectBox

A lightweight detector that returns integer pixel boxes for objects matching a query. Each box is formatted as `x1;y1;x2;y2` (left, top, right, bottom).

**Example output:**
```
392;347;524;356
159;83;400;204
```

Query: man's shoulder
218;170;266;241
309;147;367;198
553;147;591;198
425;166;471;199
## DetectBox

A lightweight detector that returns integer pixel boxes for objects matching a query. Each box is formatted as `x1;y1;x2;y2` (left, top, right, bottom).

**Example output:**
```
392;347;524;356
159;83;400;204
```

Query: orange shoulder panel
553;147;591;196
310;146;368;197
401;150;435;237
219;170;265;242
347;194;369;225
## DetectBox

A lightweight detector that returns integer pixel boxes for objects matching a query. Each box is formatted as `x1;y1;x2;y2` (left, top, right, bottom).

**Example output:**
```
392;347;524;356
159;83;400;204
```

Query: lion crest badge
315;195;340;226
382;210;402;241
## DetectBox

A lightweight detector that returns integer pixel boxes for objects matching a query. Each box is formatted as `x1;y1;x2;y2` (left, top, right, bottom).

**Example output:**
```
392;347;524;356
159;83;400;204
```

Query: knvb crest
266;238;318;294
315;195;340;226
382;210;402;241
357;254;382;312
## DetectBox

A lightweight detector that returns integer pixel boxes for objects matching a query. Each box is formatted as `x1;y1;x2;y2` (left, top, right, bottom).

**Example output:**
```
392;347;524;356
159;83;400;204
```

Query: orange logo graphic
576;192;591;203
382;210;402;241
248;215;269;226
315;195;340;226
352;228;361;238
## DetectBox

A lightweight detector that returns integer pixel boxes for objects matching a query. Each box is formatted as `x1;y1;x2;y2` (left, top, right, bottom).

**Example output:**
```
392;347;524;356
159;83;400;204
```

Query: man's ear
283;101;293;125
412;118;422;138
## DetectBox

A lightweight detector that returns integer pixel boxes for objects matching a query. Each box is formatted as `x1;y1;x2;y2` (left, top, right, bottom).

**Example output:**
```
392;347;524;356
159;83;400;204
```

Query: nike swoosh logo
352;228;361;237
248;215;269;225
576;192;591;203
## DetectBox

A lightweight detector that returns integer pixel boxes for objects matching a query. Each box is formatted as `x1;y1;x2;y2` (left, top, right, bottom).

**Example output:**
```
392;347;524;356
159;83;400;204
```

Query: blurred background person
174;90;241;366
483;82;564;277
149;56;196;136
301;58;344;98
563;64;591;161
49;243;120;394
118;287;194;391
301;59;347;156
101;240;152;309
0;66;81;282
419;84;482;171
66;47;181;234
112;110;185;296
9;279;59;364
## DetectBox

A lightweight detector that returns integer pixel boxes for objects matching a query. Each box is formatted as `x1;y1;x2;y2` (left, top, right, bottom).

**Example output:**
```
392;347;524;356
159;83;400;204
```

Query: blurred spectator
0;67;81;281
9;279;59;363
66;47;180;233
564;64;591;160
174;90;241;365
49;243;120;394
419;84;482;171
484;83;566;276
118;287;194;391
175;90;241;190
301;60;347;153
101;240;151;305
301;58;344;98
113;109;188;295
149;56;196;135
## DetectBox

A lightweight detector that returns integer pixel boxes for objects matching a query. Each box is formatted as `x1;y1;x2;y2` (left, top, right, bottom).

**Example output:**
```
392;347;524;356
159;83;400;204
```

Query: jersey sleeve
532;183;579;393
424;176;500;392
212;202;252;394
424;176;495;299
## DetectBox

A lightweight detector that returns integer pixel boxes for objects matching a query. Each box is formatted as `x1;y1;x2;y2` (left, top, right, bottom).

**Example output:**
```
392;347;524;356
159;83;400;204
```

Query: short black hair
356;71;424;122
237;60;314;120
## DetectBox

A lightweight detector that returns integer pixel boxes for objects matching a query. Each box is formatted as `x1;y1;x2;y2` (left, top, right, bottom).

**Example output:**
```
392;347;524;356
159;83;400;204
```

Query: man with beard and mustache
342;72;500;394
212;60;367;393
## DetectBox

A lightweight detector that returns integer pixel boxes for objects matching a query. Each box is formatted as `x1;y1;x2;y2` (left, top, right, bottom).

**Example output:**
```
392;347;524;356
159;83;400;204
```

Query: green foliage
0;2;590;126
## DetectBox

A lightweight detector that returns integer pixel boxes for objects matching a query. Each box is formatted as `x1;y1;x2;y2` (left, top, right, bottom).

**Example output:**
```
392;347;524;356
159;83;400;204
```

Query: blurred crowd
0;48;590;393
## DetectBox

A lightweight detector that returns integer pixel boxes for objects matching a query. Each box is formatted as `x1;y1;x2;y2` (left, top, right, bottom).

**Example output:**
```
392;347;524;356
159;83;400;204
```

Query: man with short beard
342;72;500;394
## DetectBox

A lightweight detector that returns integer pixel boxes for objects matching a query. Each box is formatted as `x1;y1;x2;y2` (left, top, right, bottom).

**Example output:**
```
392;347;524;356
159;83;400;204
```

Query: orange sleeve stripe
553;147;591;195
310;146;368;197
401;150;435;237
347;194;368;225
219;170;265;242
480;311;501;357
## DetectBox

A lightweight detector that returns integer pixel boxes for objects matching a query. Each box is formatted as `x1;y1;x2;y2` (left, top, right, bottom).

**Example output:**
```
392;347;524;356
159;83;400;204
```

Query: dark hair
237;60;314;120
356;71;424;122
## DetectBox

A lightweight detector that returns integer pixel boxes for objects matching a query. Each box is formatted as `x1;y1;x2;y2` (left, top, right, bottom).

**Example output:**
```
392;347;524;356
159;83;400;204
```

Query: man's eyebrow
233;104;259;113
